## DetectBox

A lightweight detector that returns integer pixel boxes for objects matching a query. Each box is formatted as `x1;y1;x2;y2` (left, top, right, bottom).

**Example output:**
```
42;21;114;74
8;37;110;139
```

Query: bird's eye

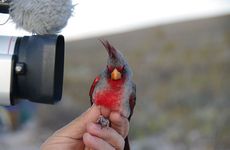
107;65;125;73
116;66;123;72
107;66;114;72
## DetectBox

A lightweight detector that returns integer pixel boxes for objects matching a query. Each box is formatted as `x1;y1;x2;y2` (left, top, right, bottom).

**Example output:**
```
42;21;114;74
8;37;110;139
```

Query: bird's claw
97;115;110;128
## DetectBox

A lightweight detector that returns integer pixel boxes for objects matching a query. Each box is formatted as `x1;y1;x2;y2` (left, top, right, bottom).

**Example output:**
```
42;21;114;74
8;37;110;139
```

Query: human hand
40;104;129;150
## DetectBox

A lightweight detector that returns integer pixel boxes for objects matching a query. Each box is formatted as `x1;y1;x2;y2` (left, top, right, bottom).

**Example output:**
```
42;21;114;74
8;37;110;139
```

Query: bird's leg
97;115;110;128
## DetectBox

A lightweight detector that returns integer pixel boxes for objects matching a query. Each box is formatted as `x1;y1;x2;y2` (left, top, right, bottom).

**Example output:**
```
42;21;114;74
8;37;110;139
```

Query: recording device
0;0;9;14
0;35;64;105
0;0;73;105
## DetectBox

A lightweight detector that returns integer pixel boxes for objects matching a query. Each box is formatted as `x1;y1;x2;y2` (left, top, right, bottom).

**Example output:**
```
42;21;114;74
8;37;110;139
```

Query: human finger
86;123;125;149
83;133;116;150
109;112;129;138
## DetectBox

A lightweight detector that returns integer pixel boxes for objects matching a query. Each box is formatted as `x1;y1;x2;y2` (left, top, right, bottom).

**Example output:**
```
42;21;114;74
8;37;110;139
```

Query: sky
0;0;230;40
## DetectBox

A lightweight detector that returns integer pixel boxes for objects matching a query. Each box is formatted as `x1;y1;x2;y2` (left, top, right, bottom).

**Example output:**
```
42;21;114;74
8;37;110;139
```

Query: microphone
2;0;73;34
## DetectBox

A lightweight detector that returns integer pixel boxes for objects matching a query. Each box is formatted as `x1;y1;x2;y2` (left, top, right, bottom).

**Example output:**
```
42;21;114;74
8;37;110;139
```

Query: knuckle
106;128;125;150
102;127;111;138
118;138;125;150
113;135;125;150
119;126;129;138
123;128;129;138
111;147;116;150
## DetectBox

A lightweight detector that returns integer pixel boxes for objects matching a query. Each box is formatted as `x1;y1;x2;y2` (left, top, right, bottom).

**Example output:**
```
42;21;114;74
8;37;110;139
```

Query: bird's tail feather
124;136;130;150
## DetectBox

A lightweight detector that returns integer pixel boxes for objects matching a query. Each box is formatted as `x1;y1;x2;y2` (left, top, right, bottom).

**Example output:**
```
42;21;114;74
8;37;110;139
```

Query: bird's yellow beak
111;68;121;80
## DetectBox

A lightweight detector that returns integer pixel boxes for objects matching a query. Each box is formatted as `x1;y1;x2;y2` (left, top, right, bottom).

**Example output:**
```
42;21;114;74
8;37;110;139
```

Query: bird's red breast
94;79;125;111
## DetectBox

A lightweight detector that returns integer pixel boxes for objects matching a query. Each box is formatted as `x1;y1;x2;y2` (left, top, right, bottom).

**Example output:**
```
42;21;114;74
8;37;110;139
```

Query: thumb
53;104;101;139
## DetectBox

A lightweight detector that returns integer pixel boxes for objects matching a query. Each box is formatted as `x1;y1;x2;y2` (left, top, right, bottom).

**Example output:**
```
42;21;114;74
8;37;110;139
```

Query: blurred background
0;0;230;150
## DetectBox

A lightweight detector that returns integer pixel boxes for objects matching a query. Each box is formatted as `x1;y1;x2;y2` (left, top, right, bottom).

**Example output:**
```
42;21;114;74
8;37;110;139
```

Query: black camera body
0;35;65;105
0;1;66;106
0;0;9;14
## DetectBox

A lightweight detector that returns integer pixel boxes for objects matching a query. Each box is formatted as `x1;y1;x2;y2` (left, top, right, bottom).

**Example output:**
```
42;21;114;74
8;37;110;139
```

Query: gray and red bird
89;40;136;150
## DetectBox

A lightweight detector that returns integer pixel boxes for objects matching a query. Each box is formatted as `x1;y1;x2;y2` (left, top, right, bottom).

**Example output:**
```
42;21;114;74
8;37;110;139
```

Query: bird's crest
100;40;117;58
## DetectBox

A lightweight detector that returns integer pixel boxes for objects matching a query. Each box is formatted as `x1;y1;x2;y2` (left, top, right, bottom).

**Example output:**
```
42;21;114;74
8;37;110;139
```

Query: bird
89;40;136;150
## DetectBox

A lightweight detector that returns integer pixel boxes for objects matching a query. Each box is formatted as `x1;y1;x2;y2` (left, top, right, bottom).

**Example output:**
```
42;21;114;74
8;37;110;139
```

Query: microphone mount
0;0;10;14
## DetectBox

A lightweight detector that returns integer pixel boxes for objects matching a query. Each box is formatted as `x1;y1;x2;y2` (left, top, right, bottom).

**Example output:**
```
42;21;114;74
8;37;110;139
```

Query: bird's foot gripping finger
97;115;110;128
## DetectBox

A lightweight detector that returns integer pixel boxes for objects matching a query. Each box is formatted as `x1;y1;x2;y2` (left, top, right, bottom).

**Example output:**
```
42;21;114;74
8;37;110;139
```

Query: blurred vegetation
36;15;230;149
